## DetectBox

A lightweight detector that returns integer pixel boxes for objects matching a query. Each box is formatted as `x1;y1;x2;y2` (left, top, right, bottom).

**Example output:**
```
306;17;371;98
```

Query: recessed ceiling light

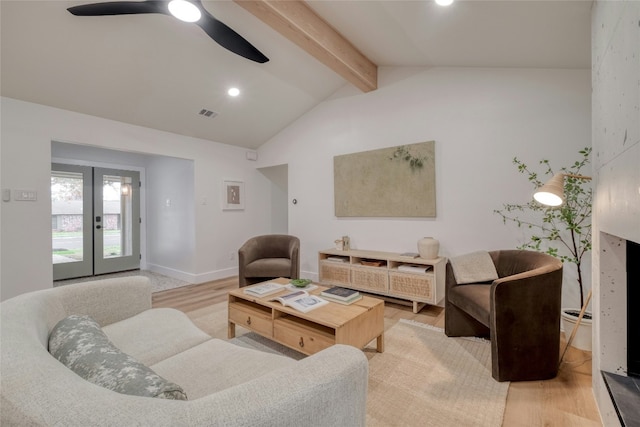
435;0;454;6
168;0;201;23
228;87;240;97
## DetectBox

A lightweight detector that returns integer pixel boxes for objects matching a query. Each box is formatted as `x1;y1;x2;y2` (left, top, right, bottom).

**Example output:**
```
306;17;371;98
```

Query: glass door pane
94;168;140;275
52;171;84;264
52;164;92;280
102;174;133;259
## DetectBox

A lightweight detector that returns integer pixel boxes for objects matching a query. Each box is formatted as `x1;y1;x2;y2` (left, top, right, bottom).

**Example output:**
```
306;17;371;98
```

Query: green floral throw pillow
49;314;187;400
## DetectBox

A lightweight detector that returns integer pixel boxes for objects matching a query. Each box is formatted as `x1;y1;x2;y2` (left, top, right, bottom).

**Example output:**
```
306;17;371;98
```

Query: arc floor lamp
533;173;592;364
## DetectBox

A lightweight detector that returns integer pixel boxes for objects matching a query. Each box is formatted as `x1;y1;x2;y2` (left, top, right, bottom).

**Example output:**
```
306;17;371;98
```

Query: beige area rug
188;303;509;427
365;320;509;427
54;270;190;292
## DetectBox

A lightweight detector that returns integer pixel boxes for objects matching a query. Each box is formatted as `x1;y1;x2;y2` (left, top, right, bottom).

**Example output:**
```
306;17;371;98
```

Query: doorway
52;163;141;281
258;164;289;234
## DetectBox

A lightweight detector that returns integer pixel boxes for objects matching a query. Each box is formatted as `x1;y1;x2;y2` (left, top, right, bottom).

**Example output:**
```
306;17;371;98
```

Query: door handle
96;225;102;229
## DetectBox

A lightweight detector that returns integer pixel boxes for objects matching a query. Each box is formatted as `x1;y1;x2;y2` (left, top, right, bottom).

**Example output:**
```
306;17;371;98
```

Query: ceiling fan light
168;0;201;23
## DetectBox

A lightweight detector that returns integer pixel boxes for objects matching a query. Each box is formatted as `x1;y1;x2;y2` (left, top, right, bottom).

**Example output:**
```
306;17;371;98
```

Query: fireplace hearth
601;238;640;426
602;372;640;426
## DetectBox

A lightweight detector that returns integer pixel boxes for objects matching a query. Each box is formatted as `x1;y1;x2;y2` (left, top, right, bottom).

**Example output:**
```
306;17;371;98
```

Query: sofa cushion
103;307;211;366
244;258;291;278
49;315;187;400
151;338;295;400
447;285;492;327
450;251;499;284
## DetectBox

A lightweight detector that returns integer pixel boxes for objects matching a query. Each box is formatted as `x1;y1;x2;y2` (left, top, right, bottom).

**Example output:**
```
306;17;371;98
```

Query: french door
52;164;140;281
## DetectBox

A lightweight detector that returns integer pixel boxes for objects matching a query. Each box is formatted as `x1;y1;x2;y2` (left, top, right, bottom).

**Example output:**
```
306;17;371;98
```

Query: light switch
14;190;37;201
2;189;10;202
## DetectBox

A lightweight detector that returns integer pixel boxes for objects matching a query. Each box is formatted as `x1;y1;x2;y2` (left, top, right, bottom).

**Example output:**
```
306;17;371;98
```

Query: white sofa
0;277;368;426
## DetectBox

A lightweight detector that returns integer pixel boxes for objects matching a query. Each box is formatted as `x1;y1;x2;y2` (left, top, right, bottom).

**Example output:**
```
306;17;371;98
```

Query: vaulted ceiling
0;0;591;149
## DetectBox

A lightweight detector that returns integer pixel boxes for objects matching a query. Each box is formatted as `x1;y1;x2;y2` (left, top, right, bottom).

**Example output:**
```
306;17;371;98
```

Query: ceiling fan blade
196;11;269;63
68;0;268;63
67;1;167;16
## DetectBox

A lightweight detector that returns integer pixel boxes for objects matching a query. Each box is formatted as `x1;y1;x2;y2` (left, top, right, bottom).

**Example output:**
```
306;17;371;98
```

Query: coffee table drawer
274;318;334;355
229;305;273;337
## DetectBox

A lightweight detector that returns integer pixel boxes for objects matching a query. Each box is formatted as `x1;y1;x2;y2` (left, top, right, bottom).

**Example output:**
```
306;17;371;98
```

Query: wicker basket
351;266;388;292
389;272;433;301
320;262;350;286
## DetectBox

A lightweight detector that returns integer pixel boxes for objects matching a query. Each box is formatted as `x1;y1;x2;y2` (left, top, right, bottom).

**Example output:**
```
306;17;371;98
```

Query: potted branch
494;147;593;350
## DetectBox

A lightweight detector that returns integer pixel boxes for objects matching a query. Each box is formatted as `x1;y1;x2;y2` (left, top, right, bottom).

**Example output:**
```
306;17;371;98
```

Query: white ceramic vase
561;308;593;351
417;237;439;259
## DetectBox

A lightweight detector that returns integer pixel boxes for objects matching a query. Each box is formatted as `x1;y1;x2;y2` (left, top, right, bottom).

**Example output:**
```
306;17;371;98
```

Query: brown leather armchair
238;235;300;287
445;250;563;382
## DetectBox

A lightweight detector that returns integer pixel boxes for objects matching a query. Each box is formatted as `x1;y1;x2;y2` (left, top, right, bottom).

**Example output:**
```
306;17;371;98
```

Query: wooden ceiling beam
234;0;378;92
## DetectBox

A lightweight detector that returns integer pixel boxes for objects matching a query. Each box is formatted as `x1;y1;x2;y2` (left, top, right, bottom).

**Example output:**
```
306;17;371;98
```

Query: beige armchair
238;235;300;287
445;250;563;382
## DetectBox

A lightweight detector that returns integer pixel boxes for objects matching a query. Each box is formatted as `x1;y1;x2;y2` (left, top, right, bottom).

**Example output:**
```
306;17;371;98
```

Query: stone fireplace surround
591;1;640;425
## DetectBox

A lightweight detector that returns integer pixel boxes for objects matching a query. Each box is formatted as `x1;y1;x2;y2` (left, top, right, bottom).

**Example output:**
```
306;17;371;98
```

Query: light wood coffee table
228;277;384;355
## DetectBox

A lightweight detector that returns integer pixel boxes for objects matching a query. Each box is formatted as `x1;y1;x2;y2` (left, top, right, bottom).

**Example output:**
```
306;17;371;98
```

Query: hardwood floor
152;277;602;427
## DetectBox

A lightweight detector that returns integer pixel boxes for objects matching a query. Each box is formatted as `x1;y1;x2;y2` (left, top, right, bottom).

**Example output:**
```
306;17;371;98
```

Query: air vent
198;108;218;118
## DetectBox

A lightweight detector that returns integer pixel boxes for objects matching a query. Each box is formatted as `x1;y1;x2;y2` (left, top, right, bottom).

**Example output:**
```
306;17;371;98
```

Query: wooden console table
228;278;385;355
318;248;446;313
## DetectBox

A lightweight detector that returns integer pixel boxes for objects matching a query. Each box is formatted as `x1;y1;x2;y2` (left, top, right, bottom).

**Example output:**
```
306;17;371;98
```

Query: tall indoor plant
494;147;593;349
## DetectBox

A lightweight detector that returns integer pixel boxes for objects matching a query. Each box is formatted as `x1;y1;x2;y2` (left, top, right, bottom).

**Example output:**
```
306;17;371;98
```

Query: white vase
417;237;439;259
561;308;593;351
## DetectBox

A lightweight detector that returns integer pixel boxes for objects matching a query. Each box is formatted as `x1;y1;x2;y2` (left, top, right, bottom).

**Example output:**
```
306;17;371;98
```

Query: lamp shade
533;173;565;206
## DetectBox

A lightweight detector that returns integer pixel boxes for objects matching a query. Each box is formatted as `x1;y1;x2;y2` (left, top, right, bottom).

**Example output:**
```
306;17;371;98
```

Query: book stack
400;252;420;258
243;282;285;297
397;264;432;274
320;287;362;305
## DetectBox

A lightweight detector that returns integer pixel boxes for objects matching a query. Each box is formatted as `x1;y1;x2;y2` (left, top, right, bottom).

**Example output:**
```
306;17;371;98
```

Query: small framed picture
222;180;244;210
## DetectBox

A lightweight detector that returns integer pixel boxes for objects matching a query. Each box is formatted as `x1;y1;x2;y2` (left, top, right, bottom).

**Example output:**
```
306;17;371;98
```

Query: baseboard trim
146;264;237;284
302;270;319;282
193;268;238;284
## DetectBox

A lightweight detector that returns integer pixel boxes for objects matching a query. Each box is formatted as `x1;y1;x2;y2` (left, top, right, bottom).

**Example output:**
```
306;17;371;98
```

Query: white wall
145;155;196;279
591;1;640;425
1;67;592;303
257;66;591;308
0;97;273;300
258;164;289;234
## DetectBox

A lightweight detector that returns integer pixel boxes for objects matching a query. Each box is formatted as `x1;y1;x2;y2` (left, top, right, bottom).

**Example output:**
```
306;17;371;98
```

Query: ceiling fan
67;0;269;63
